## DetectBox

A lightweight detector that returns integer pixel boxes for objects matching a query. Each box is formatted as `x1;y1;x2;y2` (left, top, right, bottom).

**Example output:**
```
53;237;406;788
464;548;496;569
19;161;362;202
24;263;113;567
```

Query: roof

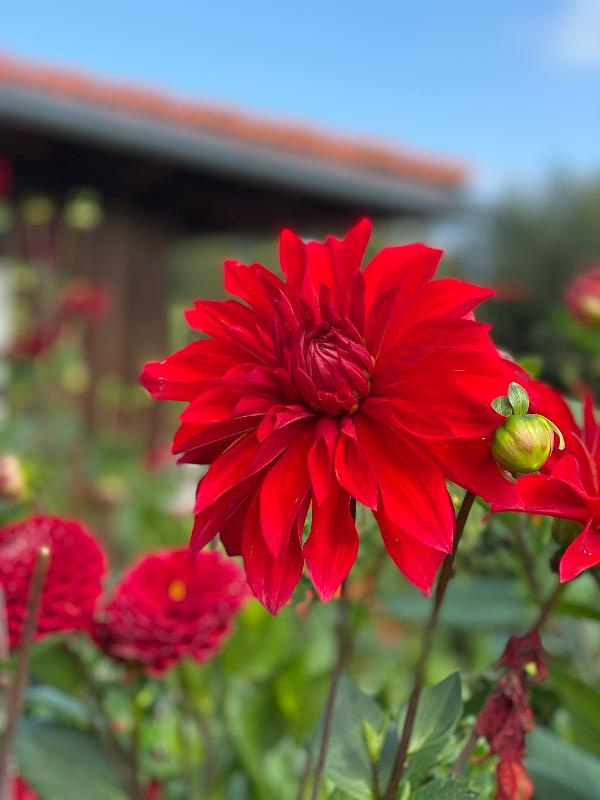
0;52;468;215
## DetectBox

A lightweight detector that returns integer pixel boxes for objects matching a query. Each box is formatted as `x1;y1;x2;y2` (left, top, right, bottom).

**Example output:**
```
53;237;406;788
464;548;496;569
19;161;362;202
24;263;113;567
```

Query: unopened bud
0;455;26;502
362;719;385;764
491;383;564;476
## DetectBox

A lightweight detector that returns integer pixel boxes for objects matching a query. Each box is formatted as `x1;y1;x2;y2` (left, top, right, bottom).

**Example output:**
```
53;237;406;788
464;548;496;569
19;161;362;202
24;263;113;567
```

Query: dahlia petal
195;434;260;512
361;396;455;440
333;218;371;310
348;269;366;334
551;452;594;496
242;496;304;614
259;424;314;558
308;417;339;504
397;278;494;332
141;339;248;401
559;523;600;581
304;484;359;601
334;425;378;508
218;496;253;556
428;437;521;506
356;416;455;552
190;481;257;552
279;228;307;289
224;259;285;315
184;298;258;335
257;404;314;441
527;380;579;441
494;473;590;520
583;391;599;454
375;349;515;438
365;287;399;356
363;243;442;314
185;300;275;363
401;317;493;351
375;502;446;595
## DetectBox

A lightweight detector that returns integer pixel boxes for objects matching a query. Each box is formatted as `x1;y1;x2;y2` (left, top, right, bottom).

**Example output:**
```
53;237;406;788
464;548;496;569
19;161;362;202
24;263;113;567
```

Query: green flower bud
362;719;385;764
492;414;558;474
490;382;565;476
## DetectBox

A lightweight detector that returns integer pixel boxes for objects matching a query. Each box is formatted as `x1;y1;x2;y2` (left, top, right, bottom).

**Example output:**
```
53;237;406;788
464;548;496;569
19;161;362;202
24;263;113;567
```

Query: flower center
293;322;373;415
167;579;188;602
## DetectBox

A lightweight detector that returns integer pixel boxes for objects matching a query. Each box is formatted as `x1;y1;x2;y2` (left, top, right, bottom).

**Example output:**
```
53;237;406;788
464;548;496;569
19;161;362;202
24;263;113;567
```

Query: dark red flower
142;220;513;612
0;155;13;198
0;515;106;649
565;264;600;325
59;279;110;321
493;383;600;581
499;629;547;681
12;777;37;800
476;630;546;800
93;548;248;674
495;759;534;800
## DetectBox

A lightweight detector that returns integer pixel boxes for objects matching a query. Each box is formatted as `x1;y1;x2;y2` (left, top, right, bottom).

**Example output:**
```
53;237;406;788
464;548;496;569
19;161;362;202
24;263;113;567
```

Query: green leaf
491;396;513;416
25;685;90;727
507;382;529;415
526;727;600;800
384;577;536;630
556;600;600;622
16;719;128;800
549;669;600;755
411;778;479;799
401;673;463;754
313;675;385;800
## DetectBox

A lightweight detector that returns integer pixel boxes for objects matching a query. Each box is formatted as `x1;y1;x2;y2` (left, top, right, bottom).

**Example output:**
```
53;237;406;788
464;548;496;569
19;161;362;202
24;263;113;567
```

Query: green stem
0;546;51;800
383;491;476;800
176;662;200;799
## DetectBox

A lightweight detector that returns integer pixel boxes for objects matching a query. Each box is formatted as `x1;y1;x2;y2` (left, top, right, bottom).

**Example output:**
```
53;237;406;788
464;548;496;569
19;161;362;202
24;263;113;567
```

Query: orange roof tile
0;52;467;189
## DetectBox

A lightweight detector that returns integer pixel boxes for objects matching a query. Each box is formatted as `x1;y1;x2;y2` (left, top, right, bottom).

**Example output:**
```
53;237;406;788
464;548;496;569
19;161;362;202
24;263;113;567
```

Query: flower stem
310;498;356;800
0;546;51;800
383;491;476;800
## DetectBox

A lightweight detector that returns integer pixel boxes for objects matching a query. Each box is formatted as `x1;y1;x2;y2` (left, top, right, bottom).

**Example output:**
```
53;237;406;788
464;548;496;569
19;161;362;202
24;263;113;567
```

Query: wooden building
0;53;467;428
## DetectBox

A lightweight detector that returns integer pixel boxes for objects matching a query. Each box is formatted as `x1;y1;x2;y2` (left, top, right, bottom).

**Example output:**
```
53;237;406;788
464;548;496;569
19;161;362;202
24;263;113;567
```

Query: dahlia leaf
396;672;462;755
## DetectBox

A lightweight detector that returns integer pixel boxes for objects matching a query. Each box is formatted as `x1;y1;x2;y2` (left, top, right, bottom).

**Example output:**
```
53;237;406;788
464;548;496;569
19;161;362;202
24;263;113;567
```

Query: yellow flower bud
0;455;26;502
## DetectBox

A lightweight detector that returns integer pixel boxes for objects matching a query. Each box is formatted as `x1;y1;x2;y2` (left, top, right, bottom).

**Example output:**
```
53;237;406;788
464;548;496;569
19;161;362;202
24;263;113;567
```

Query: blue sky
1;0;599;196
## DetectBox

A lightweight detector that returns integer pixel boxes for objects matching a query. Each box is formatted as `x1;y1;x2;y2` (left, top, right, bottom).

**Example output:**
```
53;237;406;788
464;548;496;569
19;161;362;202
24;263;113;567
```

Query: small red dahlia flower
0;515;106;648
0;155;13;198
142;220;513;612
59;279;110;321
492;382;600;581
12;777;37;800
565;264;600;326
92;548;248;674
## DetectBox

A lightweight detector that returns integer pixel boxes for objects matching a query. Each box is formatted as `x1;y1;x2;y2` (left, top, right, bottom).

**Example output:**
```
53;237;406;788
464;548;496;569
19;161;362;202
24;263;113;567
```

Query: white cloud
545;0;600;68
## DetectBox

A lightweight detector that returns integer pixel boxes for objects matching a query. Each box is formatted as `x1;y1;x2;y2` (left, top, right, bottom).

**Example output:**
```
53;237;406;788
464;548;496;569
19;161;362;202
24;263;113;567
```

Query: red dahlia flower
0;515;106;649
142;220;513;612
565;264;600;326
93;548;248;674
0;155;12;197
493;383;600;581
12;777;37;800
